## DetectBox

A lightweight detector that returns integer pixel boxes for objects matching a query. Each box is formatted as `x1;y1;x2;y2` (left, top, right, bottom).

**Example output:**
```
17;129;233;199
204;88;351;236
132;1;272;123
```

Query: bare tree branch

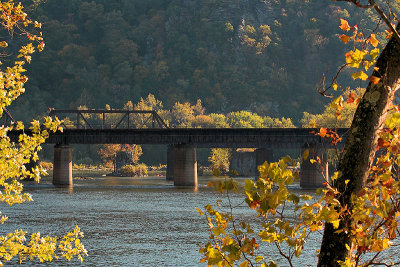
368;0;400;45
334;0;373;9
335;0;400;44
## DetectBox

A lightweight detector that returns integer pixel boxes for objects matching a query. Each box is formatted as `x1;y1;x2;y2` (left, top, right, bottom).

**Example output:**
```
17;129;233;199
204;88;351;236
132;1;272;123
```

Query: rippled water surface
1;175;322;266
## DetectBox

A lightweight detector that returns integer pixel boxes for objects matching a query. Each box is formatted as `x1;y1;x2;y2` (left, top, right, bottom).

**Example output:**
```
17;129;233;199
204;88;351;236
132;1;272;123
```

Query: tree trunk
318;23;400;266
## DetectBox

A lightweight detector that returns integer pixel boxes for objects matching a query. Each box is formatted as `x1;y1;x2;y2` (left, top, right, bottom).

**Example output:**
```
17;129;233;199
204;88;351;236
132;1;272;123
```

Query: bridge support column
173;145;197;187
255;148;273;178
300;143;328;188
166;145;174;181
53;144;73;186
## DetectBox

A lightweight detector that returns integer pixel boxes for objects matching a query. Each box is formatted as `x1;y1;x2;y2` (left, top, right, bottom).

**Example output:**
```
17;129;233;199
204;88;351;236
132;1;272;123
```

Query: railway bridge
6;109;348;188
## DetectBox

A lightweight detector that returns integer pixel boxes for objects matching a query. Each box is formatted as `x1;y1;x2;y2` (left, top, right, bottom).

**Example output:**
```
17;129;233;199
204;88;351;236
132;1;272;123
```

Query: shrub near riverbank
120;164;148;177
39;161;53;171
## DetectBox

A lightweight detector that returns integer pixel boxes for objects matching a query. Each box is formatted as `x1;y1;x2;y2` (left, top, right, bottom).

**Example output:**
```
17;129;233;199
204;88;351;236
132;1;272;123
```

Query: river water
1;174;323;266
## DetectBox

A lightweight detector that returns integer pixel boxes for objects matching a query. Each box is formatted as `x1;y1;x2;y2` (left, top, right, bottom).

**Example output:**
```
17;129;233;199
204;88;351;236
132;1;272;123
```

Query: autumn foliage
0;1;87;265
198;2;400;266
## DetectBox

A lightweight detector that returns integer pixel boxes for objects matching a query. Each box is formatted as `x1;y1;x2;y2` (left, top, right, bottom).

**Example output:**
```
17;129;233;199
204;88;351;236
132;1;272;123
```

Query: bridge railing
48;109;169;129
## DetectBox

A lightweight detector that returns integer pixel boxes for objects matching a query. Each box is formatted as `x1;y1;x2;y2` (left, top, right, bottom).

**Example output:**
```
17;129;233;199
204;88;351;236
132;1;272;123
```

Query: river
1;174;323;266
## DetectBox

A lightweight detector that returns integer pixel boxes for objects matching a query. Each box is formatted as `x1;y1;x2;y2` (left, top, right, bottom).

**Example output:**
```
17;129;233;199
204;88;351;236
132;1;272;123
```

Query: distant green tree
226;111;264;128
171;102;195;127
301;88;363;128
263;117;295;128
209;148;231;176
134;94;164;111
209;113;229;128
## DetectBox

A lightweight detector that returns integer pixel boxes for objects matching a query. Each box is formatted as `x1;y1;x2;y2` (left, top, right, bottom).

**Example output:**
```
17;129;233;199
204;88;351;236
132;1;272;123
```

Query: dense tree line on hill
8;0;364;123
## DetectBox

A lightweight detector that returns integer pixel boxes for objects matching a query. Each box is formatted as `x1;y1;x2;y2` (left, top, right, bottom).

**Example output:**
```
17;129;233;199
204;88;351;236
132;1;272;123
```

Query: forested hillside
11;0;359;123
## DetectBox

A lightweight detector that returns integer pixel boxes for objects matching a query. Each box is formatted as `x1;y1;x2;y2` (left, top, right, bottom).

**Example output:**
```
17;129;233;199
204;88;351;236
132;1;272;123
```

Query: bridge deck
9;128;348;148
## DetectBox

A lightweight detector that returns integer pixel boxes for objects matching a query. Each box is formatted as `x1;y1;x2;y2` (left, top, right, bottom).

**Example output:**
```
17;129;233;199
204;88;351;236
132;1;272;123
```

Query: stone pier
172;145;197;187
299;143;328;188
230;150;256;176
166;145;174;181
53;144;73;186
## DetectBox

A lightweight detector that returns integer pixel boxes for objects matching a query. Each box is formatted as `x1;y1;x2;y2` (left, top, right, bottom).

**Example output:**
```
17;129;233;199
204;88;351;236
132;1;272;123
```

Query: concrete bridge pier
166;145;174;181
300;143;328;188
53;144;73;186
173;144;197;187
255;148;273;178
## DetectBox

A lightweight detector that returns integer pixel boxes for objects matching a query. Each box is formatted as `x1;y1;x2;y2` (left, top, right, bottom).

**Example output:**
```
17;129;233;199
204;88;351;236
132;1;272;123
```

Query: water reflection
53;184;74;194
2;174;321;266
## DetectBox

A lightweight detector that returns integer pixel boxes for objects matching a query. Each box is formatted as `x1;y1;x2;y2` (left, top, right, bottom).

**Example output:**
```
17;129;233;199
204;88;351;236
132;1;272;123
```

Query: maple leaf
368;33;379;47
340;34;351;44
339;18;351;32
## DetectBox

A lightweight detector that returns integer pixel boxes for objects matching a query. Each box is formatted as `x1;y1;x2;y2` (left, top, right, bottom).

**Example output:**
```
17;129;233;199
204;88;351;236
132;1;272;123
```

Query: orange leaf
382;178;393;187
385;29;393;39
339;19;351;32
319;127;327;137
339;34;351;44
248;201;260;210
369;75;380;85
378;137;390;148
369;33;379;47
347;92;355;104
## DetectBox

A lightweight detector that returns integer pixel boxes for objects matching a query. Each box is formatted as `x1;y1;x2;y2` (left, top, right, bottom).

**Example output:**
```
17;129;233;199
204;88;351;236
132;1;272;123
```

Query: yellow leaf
331;219;340;229
195;208;203;215
351;71;368;81
0;41;8;47
370;48;380;60
345;49;366;68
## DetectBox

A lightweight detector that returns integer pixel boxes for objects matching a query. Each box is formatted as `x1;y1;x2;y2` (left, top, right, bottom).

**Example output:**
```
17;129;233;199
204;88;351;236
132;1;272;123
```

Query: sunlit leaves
345;49;367;68
338;18;382;85
0;226;87;266
199;116;400;266
0;1;86;265
331;95;344;119
199;156;337;266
